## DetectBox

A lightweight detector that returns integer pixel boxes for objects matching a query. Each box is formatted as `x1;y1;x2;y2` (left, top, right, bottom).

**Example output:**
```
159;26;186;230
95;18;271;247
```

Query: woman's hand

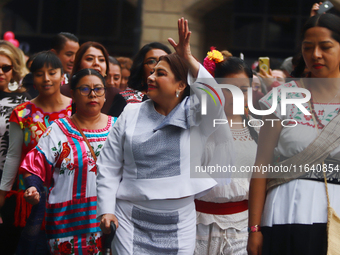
24;186;40;205
258;68;275;88
310;2;322;17
100;213;119;234
168;18;199;78
168;18;192;61
247;232;263;255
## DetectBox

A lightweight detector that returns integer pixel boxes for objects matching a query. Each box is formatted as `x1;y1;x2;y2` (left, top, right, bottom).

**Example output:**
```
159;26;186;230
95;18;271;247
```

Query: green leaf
98;144;103;148
95;152;100;157
295;116;301;120
58;141;61;147
52;147;57;151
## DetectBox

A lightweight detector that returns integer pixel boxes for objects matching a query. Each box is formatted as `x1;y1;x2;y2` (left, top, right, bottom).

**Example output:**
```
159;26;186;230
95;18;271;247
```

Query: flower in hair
203;47;224;77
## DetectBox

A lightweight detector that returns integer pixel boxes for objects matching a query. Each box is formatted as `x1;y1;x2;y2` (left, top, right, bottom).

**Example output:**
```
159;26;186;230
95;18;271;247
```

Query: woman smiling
96;18;232;254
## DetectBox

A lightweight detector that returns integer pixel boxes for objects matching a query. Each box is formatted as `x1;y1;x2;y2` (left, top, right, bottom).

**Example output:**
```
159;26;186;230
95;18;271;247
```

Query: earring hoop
8;80;19;91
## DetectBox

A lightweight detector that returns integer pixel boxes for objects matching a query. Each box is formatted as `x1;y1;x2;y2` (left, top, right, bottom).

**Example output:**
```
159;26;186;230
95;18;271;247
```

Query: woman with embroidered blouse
248;13;340;255
0;51;71;254
22;68;116;255
96;18;233;254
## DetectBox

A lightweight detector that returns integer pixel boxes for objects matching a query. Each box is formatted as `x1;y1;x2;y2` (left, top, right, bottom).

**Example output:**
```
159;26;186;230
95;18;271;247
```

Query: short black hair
70;68;106;90
128;42;171;91
51;32;79;53
30;51;64;74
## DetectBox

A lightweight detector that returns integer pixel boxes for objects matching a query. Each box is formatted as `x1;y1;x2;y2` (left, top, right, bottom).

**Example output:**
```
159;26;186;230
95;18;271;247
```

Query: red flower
67;163;75;170
58;241;72;255
87;244;98;255
88;158;95;166
304;115;312;121
96;236;103;251
203;57;216;77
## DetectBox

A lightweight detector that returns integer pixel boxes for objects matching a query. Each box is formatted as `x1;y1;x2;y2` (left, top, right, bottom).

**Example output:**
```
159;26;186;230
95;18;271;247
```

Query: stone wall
141;0;206;60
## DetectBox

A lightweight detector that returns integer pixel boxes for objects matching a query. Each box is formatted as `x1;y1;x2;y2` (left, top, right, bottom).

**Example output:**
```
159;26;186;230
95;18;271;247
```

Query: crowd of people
0;2;339;254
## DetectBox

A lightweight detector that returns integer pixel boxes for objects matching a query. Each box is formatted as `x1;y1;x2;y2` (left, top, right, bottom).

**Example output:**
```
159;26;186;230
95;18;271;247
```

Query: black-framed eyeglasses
76;86;106;96
0;65;13;73
144;59;158;69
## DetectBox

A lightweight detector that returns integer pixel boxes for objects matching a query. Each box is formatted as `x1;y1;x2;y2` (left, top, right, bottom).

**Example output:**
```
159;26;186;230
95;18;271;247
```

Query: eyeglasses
144;59;158;69
75;86;106;96
0;65;13;73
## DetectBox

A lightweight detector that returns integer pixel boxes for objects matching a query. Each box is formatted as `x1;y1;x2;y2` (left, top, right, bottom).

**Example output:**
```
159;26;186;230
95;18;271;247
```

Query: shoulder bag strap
71;117;97;161
267;79;340;189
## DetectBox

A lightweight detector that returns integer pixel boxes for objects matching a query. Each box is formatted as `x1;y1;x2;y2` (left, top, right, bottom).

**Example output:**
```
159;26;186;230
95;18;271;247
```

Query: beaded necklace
309;96;326;129
300;79;340;129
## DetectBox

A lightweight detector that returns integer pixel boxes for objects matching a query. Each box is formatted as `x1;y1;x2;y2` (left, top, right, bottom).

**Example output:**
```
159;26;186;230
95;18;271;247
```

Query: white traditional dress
20;116;116;255
96;65;234;254
195;117;260;255
259;80;340;255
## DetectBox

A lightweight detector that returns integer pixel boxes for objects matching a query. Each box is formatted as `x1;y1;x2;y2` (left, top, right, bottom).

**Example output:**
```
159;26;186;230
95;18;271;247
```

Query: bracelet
248;225;261;233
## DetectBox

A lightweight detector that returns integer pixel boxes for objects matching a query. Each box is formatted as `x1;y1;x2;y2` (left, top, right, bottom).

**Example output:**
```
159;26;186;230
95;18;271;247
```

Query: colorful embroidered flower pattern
95;236;102;252
10;102;72;173
87;245;98;255
32;110;44;122
67;163;74;170
51;238;74;255
58;241;72;255
18;108;30;118
88;158;95;166
261;81;340;129
304;115;312;121
50;234;102;254
24;128;31;146
87;233;101;255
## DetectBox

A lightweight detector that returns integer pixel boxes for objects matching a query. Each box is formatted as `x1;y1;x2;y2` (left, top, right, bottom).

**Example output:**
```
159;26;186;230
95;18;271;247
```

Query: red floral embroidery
67;163;74;170
58;241;72;255
87;244;98;255
96;236;103;252
88;158;95;166
304;115;312;121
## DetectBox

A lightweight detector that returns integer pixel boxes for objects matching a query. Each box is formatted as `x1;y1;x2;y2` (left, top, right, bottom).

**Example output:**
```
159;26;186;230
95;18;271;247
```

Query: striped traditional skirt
261;179;340;255
112;196;196;254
